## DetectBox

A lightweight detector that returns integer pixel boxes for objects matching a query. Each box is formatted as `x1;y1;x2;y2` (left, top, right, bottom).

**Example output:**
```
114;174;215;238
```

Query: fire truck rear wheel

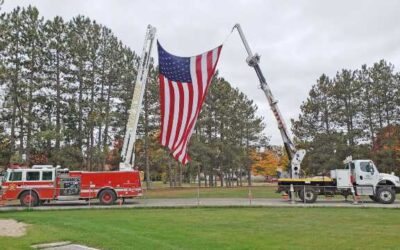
19;191;39;207
99;189;116;205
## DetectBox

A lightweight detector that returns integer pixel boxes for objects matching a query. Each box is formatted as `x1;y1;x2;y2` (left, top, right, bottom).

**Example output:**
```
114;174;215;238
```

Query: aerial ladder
233;24;306;178
120;25;156;171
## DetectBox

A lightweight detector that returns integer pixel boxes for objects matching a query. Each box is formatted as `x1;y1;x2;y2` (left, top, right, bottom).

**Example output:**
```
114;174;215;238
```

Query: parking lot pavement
1;198;400;211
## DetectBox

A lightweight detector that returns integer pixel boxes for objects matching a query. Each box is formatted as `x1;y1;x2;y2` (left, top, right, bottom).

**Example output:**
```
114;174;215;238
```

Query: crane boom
233;24;305;178
120;25;156;171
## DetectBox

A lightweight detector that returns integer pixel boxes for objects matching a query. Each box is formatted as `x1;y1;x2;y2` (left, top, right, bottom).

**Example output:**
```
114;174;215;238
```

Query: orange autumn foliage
250;149;280;176
371;125;400;173
372;125;400;152
30;153;48;165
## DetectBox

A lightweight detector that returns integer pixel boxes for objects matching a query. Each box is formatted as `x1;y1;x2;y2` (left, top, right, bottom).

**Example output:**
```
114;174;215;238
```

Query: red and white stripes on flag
158;42;222;164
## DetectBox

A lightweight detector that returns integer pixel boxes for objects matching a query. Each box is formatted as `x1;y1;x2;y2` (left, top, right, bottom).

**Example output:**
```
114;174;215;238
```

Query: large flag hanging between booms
158;41;222;164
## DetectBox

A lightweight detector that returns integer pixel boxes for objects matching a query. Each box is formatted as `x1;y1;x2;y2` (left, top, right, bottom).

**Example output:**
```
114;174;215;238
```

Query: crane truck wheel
299;188;318;203
19;191;39;207
99;189;117;205
376;187;395;204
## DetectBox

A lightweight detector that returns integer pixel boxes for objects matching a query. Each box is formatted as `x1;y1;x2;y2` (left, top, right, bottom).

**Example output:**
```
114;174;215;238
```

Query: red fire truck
0;165;142;206
0;25;156;206
0;26;157;207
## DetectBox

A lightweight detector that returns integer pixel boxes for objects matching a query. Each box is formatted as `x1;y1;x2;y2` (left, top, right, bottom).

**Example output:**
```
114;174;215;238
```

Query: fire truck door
4;171;23;199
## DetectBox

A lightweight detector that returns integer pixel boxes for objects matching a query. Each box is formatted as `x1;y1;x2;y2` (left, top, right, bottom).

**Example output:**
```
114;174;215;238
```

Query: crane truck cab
342;159;400;203
277;157;400;204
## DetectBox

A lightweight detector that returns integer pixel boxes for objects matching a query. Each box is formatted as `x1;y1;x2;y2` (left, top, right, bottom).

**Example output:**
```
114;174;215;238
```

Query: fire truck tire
376;187;395;204
99;189;116;205
19;191;39;207
299;188;318;203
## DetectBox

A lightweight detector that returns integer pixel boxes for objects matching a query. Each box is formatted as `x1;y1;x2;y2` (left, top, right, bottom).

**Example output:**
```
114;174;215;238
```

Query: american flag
158;41;222;164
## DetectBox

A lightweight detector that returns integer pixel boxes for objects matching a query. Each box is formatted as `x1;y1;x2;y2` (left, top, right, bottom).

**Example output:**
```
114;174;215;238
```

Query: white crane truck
278;157;400;204
233;24;400;204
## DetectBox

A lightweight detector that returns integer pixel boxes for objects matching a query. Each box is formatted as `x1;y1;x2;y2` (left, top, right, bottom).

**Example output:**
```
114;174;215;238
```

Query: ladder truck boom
233;24;305;178
120;25;156;170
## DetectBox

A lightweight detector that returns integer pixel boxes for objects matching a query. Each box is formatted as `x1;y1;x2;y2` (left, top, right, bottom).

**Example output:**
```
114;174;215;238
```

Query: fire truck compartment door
59;177;81;196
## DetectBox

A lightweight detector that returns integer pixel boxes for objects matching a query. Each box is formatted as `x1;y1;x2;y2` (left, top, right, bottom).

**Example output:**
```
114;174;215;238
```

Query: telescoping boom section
233;24;305;178
120;25;157;171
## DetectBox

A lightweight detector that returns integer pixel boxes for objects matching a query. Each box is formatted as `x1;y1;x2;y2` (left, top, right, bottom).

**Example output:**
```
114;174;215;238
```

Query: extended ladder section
233;24;305;178
120;25;156;171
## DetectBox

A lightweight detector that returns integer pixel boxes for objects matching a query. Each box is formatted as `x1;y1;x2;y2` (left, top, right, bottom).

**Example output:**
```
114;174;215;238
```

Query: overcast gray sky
3;0;400;145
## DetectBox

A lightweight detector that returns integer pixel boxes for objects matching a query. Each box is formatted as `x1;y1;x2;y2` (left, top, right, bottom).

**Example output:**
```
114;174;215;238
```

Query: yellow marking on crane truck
278;177;333;183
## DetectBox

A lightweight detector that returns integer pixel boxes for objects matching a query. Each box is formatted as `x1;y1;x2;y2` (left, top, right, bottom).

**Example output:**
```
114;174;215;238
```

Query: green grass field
143;186;281;199
1;207;399;250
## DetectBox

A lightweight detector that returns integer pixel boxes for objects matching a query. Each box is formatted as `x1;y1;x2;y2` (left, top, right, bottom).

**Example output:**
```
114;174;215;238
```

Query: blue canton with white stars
158;41;192;83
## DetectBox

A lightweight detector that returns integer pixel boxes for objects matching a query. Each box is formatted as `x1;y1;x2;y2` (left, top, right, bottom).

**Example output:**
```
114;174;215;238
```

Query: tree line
0;6;140;169
292;60;400;175
0;6;270;187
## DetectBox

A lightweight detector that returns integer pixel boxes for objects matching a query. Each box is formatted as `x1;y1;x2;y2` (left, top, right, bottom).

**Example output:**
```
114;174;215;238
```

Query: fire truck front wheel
99;189;116;205
19;191;39;207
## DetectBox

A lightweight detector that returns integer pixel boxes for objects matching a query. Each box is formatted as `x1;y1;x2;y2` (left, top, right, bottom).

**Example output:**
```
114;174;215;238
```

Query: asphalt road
1;198;400;211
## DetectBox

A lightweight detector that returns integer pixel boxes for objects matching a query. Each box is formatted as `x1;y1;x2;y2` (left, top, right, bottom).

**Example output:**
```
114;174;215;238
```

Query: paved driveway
1;198;400;211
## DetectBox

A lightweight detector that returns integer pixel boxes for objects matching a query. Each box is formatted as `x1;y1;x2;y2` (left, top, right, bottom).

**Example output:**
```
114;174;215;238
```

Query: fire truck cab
0;165;142;207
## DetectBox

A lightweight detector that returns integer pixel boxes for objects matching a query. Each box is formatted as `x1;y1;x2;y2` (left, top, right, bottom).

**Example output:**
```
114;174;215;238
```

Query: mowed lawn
1;208;400;250
143;186;281;199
